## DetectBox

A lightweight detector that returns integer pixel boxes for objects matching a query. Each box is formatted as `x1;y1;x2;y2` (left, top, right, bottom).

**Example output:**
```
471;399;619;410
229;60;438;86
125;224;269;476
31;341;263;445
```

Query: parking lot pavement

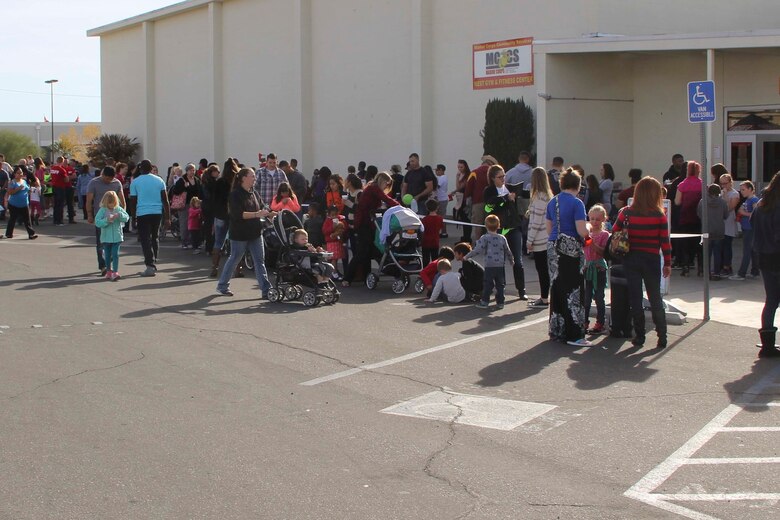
1;223;778;519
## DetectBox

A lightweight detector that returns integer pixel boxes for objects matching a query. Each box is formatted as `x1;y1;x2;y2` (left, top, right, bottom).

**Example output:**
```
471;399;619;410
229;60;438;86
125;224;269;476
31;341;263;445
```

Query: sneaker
587;323;606;335
55;223;65;227
528;298;548;308
216;288;234;296
709;274;722;281
518;292;528;301
476;301;489;309
209;267;218;278
100;268;107;277
567;338;592;347
729;274;746;281
181;244;189;249
192;249;201;255
496;303;505;310
631;336;646;347
440;233;448;238
28;234;38;240
105;270;113;280
140;266;157;277
111;272;121;281
747;273;760;279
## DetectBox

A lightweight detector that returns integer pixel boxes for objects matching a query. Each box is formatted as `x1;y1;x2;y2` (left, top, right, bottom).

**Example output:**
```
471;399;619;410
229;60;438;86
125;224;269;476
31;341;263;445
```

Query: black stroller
266;210;341;307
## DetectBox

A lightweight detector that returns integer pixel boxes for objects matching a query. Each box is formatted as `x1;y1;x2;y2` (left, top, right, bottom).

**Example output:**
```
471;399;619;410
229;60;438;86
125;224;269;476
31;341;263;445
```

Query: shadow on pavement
723;357;780;413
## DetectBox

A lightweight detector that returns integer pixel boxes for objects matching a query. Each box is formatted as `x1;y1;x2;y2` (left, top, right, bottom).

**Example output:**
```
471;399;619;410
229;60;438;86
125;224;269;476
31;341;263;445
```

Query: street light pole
44;79;58;164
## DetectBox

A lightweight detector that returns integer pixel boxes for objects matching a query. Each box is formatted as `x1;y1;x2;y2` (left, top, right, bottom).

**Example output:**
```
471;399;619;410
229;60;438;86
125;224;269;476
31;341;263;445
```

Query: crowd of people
1;149;779;357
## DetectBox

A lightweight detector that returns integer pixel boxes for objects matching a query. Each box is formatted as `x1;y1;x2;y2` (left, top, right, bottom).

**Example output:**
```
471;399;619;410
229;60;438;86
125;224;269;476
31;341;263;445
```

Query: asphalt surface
1;220;778;520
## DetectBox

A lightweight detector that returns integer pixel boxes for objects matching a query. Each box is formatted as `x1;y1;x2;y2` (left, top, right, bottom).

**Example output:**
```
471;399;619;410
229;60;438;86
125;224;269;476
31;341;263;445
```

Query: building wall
152;8;213;168
92;0;780;184
99;26;145;141
222;0;301;165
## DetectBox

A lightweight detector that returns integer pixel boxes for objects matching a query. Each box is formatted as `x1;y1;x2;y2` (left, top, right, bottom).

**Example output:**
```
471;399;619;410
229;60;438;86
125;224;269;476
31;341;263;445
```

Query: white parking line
625;364;780;520
300;316;549;386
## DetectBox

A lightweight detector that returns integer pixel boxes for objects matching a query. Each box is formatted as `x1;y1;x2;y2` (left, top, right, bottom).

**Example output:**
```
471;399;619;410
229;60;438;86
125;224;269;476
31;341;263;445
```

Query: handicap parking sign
687;81;715;123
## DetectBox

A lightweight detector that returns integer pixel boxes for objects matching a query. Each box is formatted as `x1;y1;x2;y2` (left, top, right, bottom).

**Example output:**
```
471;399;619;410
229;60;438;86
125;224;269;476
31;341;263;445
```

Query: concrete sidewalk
443;229;767;329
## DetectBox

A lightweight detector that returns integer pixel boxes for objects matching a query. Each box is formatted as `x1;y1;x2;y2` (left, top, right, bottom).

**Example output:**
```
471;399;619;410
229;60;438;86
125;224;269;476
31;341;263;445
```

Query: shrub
480;97;535;170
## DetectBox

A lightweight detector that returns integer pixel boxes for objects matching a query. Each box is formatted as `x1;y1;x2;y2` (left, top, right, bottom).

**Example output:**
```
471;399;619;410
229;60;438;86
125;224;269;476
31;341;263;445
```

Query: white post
702;48;714;321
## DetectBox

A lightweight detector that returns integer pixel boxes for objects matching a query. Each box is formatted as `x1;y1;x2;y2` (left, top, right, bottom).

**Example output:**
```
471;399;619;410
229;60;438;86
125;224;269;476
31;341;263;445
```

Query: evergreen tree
480;97;535;170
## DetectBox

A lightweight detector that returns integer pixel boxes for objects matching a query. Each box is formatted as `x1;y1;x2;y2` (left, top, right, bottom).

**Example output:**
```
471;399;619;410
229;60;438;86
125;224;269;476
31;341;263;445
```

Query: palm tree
87;134;141;167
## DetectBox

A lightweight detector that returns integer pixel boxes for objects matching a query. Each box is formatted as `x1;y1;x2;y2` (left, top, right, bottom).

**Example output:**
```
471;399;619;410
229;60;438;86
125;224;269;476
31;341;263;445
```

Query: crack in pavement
527;503;595;508
7;351;146;400
160;318;358;372
421;391;484;520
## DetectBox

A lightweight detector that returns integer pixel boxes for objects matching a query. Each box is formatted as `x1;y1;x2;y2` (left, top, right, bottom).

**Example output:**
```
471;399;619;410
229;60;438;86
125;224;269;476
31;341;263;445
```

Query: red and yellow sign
472;37;533;90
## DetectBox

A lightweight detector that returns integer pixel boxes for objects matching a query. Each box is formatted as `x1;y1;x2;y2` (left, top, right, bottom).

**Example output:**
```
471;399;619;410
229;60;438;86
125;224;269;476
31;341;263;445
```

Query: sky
1;0;179;123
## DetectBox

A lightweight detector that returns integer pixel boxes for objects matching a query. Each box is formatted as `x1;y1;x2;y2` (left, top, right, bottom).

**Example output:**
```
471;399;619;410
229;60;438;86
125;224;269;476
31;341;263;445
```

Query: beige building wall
153;8;213;167
90;0;780;186
99;26;145;141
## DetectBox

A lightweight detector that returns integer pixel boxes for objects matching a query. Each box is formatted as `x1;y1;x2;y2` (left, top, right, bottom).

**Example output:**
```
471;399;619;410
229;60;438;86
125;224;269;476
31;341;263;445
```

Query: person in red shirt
50;156;76;225
343;172;398;286
615;168;643;211
464;155;497;243
421;199;444;266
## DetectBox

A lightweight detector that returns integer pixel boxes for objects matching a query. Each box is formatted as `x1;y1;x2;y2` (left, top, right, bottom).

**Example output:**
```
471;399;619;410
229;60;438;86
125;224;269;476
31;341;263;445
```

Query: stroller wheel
333;292;340;303
293;285;304;299
321;290;336;305
413;278;425;294
267;288;283;303
243;253;254;271
366;273;379;290
391;278;406;294
302;291;319;307
285;286;299;301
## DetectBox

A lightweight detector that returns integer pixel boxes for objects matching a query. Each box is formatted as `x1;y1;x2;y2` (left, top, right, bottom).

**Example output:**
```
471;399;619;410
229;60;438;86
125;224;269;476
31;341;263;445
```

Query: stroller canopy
273;209;303;246
378;206;424;243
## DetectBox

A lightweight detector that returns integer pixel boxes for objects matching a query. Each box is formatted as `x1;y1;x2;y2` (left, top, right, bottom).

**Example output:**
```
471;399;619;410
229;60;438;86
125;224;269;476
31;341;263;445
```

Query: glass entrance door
758;136;780;182
726;135;754;181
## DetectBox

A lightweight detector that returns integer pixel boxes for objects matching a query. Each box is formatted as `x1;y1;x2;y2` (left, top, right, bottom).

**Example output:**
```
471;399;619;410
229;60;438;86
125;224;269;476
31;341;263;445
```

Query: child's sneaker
587;323;606;335
111;272;121;281
528;298;548;308
566;338;592;347
476;301;489;309
105;270;113;280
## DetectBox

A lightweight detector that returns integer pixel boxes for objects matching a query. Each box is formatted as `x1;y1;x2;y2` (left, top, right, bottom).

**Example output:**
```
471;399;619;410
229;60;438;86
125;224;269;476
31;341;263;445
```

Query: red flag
75;116;80;123
44;116;49;122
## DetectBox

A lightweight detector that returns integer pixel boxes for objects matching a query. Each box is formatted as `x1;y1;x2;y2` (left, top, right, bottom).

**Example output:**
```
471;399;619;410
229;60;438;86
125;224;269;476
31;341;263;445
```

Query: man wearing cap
464;155;497;242
86;166;126;276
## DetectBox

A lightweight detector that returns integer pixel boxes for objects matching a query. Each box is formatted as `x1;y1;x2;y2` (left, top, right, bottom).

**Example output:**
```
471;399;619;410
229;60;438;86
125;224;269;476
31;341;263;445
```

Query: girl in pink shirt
584;205;611;334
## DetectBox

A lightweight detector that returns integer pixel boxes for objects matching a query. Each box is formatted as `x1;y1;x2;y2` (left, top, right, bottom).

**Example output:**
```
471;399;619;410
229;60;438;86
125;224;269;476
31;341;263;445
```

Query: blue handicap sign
688;81;716;123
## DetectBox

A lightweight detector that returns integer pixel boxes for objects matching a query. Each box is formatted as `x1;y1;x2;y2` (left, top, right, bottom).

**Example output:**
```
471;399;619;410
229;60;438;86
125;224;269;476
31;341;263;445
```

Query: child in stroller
290;229;336;285
266;209;341;306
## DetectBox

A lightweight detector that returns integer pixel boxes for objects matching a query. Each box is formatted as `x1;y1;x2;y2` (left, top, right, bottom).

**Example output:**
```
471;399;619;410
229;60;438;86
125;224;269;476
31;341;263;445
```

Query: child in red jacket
421;199;444;266
419;246;455;297
322;205;347;278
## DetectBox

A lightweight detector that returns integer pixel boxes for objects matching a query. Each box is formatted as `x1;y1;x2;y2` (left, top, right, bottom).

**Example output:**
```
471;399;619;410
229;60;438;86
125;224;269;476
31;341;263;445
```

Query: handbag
609;210;631;259
170;191;186;210
554;196;581;258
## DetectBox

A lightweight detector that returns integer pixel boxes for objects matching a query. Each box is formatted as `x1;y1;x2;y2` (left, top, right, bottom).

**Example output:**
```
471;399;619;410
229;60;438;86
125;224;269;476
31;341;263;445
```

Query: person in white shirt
435;164;449;238
426;259;466;303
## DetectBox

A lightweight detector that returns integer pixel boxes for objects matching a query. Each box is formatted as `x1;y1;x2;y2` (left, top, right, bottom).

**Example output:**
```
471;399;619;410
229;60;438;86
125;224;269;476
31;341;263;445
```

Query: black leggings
345;223;375;283
533;250;550;299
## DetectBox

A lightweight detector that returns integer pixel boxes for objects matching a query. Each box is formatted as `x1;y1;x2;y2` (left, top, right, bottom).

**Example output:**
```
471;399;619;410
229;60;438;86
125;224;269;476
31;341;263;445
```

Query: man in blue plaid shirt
253;153;288;206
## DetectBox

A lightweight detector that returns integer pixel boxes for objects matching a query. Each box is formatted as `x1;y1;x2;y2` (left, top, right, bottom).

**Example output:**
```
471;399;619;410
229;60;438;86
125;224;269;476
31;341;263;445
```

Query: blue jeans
584;269;607;325
481;266;506;304
738;228;759;277
709;238;723;275
217;237;271;295
103;242;120;272
214;218;228;251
